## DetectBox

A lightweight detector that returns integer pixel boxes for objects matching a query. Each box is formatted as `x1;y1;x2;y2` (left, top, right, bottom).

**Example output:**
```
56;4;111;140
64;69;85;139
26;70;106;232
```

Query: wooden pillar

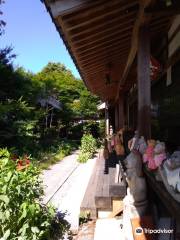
118;96;124;129
105;102;109;136
115;104;119;132
137;25;151;140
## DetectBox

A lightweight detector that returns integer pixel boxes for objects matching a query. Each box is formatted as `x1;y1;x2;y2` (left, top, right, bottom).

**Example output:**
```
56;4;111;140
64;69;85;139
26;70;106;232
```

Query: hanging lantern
150;56;161;81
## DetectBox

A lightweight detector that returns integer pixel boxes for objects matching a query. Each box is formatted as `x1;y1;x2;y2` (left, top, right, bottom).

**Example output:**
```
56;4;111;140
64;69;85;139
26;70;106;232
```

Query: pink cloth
143;146;154;163
143;146;157;170
148;156;157;170
154;153;166;167
111;138;115;147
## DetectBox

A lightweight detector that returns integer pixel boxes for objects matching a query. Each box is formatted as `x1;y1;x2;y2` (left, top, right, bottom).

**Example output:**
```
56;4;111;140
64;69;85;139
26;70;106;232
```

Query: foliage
83;120;100;138
0;0;6;36
78;134;97;163
0;7;100;166
79;211;91;225
0;148;70;240
99;120;106;139
39;140;78;170
0;57;99;163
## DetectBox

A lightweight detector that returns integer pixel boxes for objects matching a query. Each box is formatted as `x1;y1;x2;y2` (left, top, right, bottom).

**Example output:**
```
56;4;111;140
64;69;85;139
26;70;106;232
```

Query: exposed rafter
44;0;174;101
79;48;130;66
46;0;98;18
145;2;180;16
70;12;136;40
64;1;138;31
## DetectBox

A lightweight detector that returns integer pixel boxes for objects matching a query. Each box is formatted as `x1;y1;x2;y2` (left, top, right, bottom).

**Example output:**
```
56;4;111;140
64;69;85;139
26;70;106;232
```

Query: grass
38;152;65;170
38;140;79;170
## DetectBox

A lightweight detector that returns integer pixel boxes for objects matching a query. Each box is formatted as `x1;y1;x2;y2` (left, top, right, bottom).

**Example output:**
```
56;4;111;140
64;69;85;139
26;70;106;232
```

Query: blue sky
0;0;80;78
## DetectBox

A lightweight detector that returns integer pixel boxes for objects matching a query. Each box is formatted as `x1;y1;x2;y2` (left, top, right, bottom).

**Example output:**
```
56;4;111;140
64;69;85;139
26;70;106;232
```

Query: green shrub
39;140;79;169
78;152;91;163
0;148;70;240
79;211;91;225
78;134;96;163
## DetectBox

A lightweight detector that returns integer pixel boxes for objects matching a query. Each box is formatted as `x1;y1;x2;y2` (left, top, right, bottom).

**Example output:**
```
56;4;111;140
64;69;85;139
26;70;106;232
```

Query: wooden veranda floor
80;151;126;219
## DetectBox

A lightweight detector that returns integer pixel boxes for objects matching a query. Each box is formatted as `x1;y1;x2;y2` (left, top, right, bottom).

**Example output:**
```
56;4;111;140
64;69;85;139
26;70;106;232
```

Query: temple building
43;0;180;239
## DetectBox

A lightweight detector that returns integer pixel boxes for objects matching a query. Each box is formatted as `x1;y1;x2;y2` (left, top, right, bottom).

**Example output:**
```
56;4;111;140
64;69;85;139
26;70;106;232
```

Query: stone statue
124;150;143;177
123;140;148;239
154;141;166;168
137;136;147;155
123;150;148;218
163;151;180;192
158;151;180;202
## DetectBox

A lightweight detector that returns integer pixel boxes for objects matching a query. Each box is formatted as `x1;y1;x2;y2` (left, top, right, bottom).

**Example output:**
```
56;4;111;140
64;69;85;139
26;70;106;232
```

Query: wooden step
81;151;127;219
109;167;127;198
131;216;155;240
108;198;124;218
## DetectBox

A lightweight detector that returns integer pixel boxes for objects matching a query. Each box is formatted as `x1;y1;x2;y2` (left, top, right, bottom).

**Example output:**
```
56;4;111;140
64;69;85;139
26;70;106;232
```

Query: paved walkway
94;218;124;240
42;151;97;231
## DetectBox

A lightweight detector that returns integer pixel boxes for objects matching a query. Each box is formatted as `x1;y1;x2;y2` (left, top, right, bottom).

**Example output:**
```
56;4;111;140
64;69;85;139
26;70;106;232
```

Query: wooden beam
76;33;131;54
80;48;129;66
54;16;88;86
150;24;169;33
150;16;171;26
72;20;134;45
70;12;136;39
81;57;127;74
137;25;151;140
115;104;119;132
78;40;130;59
63;0;136;21
47;0;94;18
118;96;125;129
78;46;130;64
73;26;133;49
82;66;106;75
115;0;154;101
81;58;125;70
64;1;138;31
145;2;180;16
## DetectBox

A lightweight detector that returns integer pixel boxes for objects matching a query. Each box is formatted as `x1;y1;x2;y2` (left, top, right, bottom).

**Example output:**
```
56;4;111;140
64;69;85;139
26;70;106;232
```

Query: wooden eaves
43;0;175;102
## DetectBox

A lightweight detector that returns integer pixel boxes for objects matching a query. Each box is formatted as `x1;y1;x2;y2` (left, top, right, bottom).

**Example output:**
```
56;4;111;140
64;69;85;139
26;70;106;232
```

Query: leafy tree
0;0;6;36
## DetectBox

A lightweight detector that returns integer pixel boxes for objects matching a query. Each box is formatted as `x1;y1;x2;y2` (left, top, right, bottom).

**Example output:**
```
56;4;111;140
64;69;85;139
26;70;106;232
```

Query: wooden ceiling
44;0;177;101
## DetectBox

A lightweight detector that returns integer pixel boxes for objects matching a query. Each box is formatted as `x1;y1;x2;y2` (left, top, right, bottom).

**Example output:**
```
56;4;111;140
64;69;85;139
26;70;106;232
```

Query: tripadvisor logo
135;227;143;235
135;227;174;235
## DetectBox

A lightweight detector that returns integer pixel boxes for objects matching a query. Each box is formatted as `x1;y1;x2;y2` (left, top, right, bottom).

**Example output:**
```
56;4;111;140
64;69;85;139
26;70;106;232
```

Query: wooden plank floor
81;151;124;218
80;151;102;219
94;150;112;210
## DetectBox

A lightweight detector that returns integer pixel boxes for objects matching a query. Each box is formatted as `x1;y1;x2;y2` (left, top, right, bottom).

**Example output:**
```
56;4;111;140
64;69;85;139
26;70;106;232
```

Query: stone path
94;217;124;240
42;151;97;231
74;221;96;240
